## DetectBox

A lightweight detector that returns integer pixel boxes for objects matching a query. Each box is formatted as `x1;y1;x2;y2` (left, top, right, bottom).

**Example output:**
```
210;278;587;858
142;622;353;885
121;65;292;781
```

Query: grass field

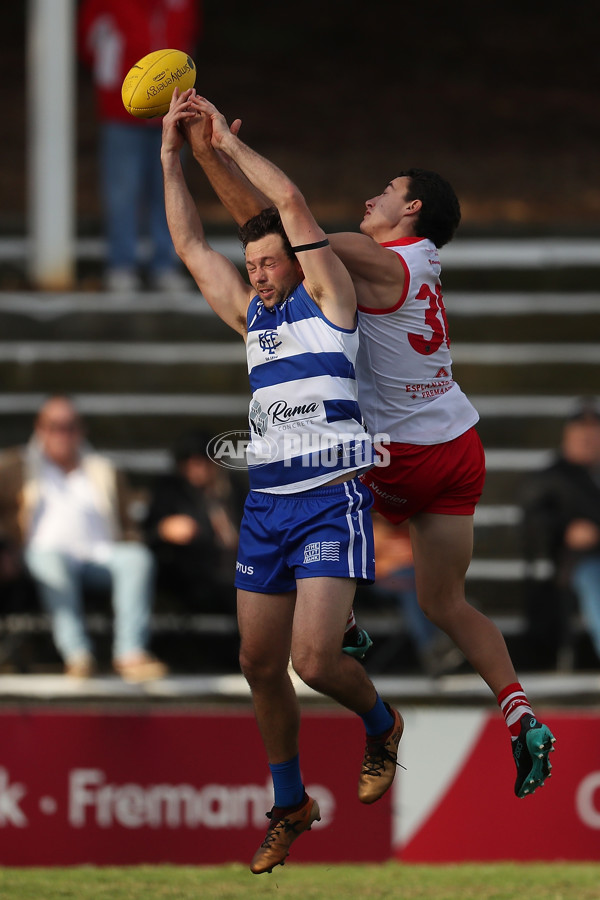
0;863;599;900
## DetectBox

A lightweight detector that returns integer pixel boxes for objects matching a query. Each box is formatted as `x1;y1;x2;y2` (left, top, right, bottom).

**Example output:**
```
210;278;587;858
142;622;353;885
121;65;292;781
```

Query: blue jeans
571;555;600;659
100;121;178;274
25;543;156;662
373;566;439;653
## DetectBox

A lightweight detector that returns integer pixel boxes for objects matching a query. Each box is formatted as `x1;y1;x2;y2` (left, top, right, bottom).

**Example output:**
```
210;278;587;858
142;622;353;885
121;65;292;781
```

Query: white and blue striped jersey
245;281;374;494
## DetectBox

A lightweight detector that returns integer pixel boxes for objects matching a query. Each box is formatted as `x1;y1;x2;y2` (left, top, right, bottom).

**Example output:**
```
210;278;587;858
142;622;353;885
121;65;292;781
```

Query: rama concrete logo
207;430;277;470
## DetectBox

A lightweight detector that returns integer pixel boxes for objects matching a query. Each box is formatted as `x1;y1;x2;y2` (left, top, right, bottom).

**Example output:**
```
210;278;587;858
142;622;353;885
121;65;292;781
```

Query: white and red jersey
356;237;479;445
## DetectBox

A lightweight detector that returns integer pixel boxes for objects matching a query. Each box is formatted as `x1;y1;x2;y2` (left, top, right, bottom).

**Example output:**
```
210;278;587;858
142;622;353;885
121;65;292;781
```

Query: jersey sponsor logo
304;542;321;563
268;399;321;428
321;541;341;560
421;386;452;399
249;399;268;436
303;541;341;564
405;380;452;393
236;561;254;576
434;367;449;378
258;330;282;356
405;379;453;401
366;478;407;505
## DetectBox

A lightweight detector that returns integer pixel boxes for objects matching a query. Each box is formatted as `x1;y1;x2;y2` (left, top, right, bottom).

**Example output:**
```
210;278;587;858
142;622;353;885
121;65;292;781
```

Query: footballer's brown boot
250;793;321;874
358;705;404;804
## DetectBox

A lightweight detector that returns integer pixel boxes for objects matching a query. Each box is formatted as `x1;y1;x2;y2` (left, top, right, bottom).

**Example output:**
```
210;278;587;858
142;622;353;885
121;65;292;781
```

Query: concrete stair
1;238;600;673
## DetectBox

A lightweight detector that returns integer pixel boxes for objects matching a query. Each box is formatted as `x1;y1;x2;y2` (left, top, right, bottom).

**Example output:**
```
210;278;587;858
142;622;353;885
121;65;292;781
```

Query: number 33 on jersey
355;237;479;445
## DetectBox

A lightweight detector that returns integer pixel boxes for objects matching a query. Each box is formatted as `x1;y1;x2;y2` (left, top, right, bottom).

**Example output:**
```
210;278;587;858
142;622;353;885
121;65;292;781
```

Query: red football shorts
360;427;486;524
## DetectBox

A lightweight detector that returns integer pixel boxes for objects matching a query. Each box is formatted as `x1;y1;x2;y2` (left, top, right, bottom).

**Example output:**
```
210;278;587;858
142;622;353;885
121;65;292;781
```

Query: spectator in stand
520;398;600;667
0;395;167;682
0;537;32;671
78;0;201;293
144;430;240;613
367;513;463;677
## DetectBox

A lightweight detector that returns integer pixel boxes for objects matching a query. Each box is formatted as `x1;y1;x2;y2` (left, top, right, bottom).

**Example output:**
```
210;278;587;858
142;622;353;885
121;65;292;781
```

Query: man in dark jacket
144;431;240;612
520;399;600;666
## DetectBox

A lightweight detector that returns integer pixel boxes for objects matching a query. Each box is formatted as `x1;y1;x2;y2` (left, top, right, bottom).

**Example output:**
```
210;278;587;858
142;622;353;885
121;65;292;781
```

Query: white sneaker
105;267;142;293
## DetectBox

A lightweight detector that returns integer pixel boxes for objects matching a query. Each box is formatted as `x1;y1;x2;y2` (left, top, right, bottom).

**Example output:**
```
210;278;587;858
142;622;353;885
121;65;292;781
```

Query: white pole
27;0;75;290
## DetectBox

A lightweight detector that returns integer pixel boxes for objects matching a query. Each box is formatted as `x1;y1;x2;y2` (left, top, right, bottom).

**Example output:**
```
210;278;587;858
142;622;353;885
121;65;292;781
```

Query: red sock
497;682;534;739
345;609;356;634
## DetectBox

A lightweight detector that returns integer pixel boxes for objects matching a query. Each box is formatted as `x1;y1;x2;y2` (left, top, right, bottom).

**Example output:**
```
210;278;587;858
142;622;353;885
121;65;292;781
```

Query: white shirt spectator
27;458;113;562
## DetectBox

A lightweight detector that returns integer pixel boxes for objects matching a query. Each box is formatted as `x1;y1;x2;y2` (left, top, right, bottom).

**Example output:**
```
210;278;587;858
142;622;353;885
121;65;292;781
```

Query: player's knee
239;647;283;687
291;649;331;693
294;664;326;694
419;588;466;625
238;652;266;685
420;600;445;624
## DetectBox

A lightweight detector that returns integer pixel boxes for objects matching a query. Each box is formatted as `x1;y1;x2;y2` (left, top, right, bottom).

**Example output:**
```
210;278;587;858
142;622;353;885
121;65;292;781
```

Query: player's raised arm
160;90;253;336
328;231;407;309
182;101;269;226
194;97;357;331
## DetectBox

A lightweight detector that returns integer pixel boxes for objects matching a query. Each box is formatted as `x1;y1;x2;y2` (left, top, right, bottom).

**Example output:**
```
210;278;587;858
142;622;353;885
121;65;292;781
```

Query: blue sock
268;754;305;809
361;695;394;736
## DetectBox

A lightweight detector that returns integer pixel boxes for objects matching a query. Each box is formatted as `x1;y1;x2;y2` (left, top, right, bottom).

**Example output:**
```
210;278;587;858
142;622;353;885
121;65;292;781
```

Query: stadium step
1;246;599;672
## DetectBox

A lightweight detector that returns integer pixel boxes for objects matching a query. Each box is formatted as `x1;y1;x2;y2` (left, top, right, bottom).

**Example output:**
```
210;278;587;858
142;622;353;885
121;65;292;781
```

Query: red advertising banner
394;710;600;862
0;708;391;866
1;707;597;865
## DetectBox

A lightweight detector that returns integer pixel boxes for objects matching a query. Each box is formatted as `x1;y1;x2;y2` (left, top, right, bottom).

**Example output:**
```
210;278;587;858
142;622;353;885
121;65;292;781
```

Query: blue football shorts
234;477;375;594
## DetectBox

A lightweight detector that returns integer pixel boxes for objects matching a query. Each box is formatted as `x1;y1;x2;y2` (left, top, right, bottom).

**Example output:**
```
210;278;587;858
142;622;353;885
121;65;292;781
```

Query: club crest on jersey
258;330;282;356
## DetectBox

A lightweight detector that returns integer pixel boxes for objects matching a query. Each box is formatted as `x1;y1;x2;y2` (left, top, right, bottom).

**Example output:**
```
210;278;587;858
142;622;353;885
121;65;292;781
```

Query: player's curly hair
238;207;296;260
398;168;461;248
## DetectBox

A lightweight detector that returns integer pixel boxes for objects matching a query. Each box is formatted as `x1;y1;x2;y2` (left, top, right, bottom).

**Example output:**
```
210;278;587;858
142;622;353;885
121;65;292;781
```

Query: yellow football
121;49;196;119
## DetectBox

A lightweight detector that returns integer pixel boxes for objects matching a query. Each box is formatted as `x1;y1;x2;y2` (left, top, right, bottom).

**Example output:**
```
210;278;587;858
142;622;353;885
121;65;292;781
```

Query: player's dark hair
397;168;461;248
238;207;295;260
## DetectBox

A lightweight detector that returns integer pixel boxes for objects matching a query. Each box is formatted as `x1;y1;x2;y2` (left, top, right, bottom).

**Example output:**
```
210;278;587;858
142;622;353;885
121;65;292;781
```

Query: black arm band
289;238;330;253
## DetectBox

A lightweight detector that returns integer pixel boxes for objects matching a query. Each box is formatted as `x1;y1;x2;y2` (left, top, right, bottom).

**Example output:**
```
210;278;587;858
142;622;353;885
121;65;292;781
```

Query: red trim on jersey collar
379;237;426;248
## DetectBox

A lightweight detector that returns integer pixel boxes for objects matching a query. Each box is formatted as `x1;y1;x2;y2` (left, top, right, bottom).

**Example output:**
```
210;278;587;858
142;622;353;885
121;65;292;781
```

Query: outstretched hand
192;97;238;152
161;87;198;153
180;97;213;155
181;95;243;158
